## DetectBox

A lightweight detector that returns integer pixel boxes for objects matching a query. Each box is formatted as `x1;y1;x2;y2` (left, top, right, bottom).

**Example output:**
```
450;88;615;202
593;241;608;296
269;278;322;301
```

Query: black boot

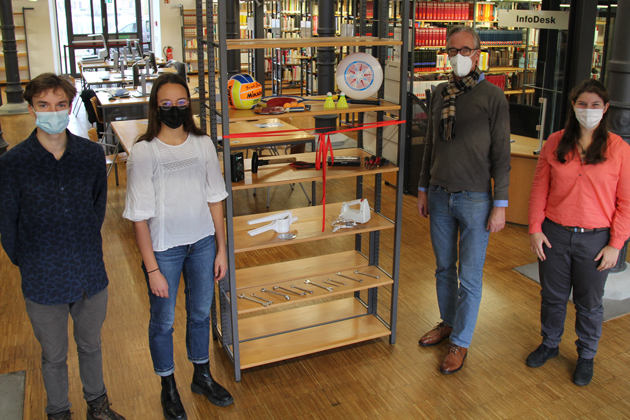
47;410;72;420
161;374;187;420
86;394;125;420
191;362;234;407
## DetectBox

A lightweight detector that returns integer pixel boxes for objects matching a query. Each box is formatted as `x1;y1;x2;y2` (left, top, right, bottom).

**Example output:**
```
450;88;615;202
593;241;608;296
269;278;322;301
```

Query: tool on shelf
322;279;341;287
336;272;363;283
238;294;269;307
291;285;313;294
326;278;346;286
364;155;389;170
354;270;380;279
251;152;297;174
273;286;305;296
340;199;371;223
261;288;291;300
251;293;273;305
247;210;297;239
304;279;333;292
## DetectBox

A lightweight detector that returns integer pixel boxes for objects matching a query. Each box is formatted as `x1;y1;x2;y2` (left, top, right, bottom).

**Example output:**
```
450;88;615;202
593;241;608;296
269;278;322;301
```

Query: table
95;77;202;126
82;70;162;88
112;117;315;155
507;134;543;225
80;58;167;71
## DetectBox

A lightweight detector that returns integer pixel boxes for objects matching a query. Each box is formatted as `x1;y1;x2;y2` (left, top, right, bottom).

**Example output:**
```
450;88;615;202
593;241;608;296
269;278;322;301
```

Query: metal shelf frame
196;0;409;382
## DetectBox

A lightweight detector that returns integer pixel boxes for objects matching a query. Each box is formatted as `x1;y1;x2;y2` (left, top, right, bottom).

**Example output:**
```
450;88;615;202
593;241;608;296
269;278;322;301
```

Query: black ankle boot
161;374;187;420
191;362;234;407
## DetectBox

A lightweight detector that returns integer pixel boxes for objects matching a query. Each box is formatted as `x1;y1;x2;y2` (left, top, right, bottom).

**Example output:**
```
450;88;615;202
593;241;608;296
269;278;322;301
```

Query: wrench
274;286;305;296
238;294;269;307
322;280;340;287
291;285;314;294
354;270;380;279
326;278;346;286
261;288;290;300
304;279;333;292
251;293;273;305
336;272;363;283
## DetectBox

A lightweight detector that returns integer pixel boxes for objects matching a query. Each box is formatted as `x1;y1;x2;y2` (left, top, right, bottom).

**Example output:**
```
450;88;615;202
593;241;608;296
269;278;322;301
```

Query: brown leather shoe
440;344;468;374
418;322;452;347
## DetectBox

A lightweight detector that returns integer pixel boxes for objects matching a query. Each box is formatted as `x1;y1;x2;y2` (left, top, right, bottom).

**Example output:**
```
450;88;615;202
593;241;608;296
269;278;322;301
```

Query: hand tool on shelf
354;270;380;279
322;279;341;287
238;294;269;307
247;210;297;237
326;278;346;286
273;286;305;296
251;293;273;305
336;272;363;283
304;279;333;292
261;288;291;300
291;285;313;294
251;152;297;174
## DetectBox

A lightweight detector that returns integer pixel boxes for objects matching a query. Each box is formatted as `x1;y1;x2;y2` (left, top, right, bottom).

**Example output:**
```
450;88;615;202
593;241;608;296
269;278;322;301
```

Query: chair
88;128;127;186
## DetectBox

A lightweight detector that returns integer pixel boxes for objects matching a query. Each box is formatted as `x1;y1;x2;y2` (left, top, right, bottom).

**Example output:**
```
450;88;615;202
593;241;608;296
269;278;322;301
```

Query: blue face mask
34;109;70;134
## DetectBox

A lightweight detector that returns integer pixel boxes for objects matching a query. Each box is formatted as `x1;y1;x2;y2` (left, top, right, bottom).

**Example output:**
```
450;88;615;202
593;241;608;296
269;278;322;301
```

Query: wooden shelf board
232;202;395;253
227;98;400;121
234;149;399;191
239;301;391;368
235;250;368;290
0;53;27;57
488;66;531;72
236;268;391;314
504;88;535;95
226;36;402;50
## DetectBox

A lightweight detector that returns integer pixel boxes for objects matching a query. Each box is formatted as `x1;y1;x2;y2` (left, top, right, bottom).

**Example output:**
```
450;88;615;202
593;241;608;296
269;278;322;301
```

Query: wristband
147;268;159;274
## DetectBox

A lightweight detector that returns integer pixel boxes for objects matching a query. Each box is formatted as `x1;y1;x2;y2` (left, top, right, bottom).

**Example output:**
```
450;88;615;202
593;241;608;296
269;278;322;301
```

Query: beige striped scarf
440;67;481;141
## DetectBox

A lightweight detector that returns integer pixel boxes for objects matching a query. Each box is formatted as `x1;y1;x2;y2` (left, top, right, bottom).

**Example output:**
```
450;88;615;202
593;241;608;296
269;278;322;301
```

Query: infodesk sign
498;10;569;30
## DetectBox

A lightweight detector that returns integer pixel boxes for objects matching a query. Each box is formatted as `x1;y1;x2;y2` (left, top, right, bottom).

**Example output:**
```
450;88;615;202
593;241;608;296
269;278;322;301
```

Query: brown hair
23;73;77;106
136;73;204;142
556;79;610;165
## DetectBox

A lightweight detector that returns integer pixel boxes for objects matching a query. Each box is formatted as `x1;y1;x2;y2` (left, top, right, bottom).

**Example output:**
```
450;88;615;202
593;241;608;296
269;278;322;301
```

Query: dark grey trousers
25;288;108;415
538;219;611;359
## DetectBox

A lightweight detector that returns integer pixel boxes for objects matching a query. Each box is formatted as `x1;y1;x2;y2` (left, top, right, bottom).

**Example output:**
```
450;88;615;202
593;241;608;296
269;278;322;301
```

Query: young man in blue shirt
0;73;125;420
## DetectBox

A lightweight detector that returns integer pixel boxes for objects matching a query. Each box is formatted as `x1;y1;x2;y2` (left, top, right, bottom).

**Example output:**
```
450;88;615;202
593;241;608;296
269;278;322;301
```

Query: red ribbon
223;119;405;231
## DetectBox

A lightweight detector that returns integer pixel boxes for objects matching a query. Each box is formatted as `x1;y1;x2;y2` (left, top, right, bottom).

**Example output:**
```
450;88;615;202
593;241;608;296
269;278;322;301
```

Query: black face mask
158;106;188;129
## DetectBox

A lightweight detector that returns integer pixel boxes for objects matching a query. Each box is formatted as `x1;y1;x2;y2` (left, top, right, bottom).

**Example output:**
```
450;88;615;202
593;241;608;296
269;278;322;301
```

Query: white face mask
574;108;604;130
450;53;474;78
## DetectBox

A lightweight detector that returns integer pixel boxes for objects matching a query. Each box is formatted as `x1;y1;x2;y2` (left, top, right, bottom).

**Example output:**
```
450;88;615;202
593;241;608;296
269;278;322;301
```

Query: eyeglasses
159;99;189;111
446;47;477;57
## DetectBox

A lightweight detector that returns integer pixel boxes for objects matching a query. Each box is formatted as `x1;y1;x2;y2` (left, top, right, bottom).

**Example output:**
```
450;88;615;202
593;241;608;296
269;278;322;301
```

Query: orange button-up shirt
529;130;630;249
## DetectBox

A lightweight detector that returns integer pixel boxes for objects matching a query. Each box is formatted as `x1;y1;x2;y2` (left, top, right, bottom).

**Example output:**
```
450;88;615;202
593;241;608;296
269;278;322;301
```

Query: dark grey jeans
25;288;108;415
538;219;611;359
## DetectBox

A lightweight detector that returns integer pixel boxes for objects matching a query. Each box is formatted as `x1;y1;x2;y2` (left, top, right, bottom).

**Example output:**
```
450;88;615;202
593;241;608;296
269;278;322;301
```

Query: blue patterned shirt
0;129;109;305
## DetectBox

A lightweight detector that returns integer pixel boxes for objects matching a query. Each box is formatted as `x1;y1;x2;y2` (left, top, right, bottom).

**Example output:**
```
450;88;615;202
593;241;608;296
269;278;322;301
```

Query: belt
546;218;609;233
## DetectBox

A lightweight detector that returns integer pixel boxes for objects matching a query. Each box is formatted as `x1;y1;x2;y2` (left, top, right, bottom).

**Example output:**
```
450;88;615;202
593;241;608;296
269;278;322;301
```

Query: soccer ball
227;74;263;109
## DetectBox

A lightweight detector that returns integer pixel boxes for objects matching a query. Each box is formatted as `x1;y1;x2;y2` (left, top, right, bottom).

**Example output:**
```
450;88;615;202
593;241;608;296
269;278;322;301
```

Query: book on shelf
415;27;447;47
476;3;496;22
415;2;474;21
477;29;524;46
485;74;507;91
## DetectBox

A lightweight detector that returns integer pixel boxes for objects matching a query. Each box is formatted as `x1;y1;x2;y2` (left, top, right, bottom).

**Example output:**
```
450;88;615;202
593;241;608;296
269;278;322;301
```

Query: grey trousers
25;288;108;415
539;219;611;359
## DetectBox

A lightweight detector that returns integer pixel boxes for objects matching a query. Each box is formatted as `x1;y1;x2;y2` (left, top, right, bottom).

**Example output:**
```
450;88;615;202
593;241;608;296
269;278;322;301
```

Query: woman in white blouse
123;73;233;419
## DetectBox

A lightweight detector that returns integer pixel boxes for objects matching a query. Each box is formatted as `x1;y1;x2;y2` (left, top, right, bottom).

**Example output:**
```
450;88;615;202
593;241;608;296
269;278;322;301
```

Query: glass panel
93;0;102;34
117;0;138;36
106;0;117;34
141;0;151;47
71;0;94;35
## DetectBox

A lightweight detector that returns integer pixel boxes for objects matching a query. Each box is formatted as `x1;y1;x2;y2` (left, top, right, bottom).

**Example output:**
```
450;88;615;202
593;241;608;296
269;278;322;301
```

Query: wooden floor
2;111;630;419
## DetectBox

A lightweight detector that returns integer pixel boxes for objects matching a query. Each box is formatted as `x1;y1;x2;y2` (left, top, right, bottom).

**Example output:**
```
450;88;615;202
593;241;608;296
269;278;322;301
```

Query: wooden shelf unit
197;0;408;382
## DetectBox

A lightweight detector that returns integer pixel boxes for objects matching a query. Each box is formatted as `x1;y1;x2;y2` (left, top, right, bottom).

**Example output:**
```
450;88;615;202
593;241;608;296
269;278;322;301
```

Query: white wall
158;0;194;63
13;0;58;76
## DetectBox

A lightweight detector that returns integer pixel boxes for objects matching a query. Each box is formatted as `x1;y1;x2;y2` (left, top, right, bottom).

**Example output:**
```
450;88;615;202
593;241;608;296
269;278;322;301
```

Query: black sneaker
573;357;594;386
526;344;559;368
47;411;72;420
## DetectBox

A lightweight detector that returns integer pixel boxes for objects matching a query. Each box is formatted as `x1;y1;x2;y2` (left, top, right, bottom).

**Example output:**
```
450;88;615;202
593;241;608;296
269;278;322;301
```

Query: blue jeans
143;234;216;376
428;185;493;348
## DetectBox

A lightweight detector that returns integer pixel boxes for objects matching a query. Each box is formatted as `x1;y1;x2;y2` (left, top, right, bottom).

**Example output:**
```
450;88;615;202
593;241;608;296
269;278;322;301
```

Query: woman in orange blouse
527;79;630;386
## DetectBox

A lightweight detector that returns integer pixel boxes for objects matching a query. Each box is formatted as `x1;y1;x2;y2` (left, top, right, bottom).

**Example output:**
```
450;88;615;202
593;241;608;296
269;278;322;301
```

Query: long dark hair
556;79;609;165
136;73;204;142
